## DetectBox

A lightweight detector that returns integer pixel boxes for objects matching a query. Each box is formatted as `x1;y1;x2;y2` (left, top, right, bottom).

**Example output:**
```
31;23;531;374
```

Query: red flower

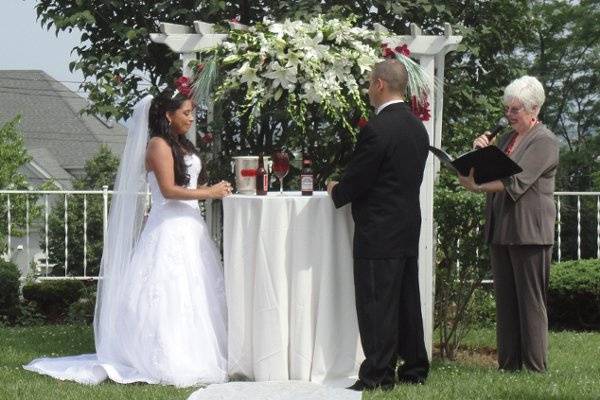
383;47;395;59
201;132;214;144
410;95;431;122
381;42;411;58
358;117;369;129
394;44;411;57
174;76;192;98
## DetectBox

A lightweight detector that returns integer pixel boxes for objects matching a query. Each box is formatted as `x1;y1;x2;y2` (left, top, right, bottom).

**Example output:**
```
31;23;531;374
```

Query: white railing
554;191;600;262
1;189;599;279
1;187;112;280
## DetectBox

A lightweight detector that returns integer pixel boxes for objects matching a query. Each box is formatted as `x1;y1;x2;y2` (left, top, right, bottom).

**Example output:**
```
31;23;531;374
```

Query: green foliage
527;0;600;154
0;116;33;251
13;301;46;327
45;145;119;277
0;260;21;324
22;280;85;323
0;116;30;188
434;172;490;359
67;283;97;325
548;259;600;330
466;287;496;328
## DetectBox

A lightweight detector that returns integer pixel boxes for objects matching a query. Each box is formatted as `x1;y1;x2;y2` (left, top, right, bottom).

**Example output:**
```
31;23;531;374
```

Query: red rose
201;132;214;144
178;85;192;98
410;95;431;122
175;76;190;87
383;47;395;59
358;117;368;129
174;76;192;98
394;44;411;57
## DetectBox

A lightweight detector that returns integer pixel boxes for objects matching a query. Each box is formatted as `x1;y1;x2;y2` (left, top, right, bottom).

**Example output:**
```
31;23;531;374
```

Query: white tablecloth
222;192;363;384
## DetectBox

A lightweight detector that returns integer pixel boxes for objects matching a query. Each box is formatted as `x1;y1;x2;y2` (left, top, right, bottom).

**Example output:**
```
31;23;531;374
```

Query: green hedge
0;260;21;324
549;259;600;330
22;280;85;323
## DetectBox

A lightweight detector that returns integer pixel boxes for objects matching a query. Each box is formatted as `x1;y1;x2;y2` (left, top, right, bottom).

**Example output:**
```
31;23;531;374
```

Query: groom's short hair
371;60;408;96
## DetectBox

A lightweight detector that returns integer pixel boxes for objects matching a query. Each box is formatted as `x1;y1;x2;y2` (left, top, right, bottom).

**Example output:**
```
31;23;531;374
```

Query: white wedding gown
25;154;228;387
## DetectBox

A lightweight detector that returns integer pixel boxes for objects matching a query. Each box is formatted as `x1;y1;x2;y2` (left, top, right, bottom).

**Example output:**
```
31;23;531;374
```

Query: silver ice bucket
232;156;271;194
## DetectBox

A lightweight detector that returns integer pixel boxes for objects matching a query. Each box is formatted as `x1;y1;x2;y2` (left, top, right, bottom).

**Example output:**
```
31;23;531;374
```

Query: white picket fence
1;189;599;279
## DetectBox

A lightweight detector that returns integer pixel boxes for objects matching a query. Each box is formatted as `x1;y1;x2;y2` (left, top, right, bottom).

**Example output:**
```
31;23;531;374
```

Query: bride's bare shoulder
147;136;170;150
146;137;172;170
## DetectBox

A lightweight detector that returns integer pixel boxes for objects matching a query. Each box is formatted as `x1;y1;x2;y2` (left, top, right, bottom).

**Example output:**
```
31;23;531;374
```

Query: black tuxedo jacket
332;102;429;259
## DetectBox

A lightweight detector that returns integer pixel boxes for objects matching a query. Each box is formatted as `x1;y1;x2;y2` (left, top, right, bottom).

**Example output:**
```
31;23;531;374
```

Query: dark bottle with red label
256;154;268;195
301;155;313;196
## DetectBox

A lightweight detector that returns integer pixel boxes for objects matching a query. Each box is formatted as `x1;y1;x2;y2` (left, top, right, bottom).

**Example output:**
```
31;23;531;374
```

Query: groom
327;59;430;391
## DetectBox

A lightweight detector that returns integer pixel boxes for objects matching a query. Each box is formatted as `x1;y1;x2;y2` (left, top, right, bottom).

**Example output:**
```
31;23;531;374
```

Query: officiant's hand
327;180;338;196
458;168;479;192
473;132;494;149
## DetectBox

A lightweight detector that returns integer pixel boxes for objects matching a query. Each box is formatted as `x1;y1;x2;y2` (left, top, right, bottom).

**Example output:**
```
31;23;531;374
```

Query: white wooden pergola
150;20;462;358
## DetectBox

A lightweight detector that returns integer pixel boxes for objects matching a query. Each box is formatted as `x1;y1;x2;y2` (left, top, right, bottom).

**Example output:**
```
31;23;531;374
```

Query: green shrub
548;259;600;330
14;301;45;327
22;280;85;323
0;260;21;324
67;284;97;324
467;287;496;328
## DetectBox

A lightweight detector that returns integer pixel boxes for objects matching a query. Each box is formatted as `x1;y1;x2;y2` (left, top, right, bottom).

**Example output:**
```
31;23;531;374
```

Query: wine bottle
301;155;313;196
256;154;268;196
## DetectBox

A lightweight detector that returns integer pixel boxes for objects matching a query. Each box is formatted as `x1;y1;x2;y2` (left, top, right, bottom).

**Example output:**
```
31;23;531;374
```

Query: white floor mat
188;381;362;400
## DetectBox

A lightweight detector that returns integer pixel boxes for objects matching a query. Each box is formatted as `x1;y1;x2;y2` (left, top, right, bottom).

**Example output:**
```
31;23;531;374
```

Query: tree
524;0;600;260
527;0;600;155
0;116;33;254
45;145;119;277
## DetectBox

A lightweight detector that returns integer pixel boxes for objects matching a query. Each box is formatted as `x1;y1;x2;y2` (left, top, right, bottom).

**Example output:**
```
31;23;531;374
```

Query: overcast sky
1;0;84;94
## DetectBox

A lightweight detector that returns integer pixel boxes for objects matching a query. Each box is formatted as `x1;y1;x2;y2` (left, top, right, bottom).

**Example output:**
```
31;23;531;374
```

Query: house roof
0;70;127;184
26;148;74;189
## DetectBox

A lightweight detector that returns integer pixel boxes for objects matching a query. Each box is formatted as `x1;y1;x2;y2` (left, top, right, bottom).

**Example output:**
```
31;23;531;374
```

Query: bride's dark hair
148;89;207;186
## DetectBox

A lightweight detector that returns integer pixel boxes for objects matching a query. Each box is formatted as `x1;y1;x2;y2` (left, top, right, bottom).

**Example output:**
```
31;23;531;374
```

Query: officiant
457;75;559;372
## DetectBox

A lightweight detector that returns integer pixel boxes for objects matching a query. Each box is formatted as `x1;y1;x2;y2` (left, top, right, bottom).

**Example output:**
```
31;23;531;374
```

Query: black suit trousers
354;256;429;387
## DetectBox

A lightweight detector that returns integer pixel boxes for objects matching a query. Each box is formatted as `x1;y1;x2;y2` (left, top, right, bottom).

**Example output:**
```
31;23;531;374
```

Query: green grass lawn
1;325;599;399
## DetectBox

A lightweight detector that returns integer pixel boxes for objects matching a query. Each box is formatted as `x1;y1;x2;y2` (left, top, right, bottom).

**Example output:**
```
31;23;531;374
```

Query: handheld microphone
475;117;509;148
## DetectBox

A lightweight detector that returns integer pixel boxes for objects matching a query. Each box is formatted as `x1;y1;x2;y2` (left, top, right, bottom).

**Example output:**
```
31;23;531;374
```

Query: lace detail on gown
24;154;228;387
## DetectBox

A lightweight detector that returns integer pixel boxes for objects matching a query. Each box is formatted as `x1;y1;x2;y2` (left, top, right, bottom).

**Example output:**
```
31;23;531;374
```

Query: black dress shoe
347;380;370;391
347;380;395;392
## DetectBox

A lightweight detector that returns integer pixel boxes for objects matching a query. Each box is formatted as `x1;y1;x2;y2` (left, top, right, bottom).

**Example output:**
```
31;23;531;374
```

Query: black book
429;145;522;184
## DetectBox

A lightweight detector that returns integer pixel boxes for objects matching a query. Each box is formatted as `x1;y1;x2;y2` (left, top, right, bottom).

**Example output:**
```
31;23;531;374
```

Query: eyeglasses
504;106;524;115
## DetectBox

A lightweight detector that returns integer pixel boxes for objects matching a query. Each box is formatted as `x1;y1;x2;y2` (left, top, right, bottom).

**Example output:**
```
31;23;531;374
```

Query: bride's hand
209;181;233;199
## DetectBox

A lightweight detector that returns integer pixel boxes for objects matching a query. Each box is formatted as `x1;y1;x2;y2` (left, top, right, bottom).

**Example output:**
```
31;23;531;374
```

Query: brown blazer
484;123;559;245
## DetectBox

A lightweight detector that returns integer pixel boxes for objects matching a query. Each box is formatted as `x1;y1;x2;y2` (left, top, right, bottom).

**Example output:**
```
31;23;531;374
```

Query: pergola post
150;20;462;358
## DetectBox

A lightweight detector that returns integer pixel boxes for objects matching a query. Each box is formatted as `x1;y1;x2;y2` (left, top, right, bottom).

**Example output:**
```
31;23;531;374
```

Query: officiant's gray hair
503;76;546;113
371;60;408;96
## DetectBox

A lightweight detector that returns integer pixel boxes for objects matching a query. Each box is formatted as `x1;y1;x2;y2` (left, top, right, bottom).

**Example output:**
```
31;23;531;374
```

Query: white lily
237;62;260;84
263;62;298;90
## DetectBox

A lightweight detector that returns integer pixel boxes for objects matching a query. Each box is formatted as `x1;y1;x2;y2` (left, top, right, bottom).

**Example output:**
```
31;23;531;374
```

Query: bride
25;88;232;387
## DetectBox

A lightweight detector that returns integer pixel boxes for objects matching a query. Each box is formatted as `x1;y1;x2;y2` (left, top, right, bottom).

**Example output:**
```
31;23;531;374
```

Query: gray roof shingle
0;70;127;184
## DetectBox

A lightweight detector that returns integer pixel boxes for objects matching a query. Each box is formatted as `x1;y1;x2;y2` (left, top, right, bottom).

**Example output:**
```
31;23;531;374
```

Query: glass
272;150;290;195
504;106;523;115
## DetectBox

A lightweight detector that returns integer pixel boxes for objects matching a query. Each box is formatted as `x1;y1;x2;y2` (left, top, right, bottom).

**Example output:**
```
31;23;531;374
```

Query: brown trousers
490;244;552;372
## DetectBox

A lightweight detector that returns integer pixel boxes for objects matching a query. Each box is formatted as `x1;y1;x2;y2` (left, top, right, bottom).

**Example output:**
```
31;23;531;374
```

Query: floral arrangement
173;76;193;98
381;42;431;121
189;16;432;138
